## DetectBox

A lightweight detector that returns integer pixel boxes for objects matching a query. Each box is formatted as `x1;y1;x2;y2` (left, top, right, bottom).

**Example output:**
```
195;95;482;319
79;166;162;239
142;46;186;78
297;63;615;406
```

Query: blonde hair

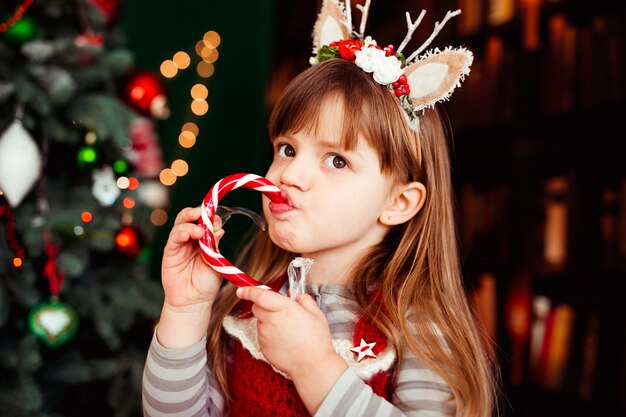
207;59;498;417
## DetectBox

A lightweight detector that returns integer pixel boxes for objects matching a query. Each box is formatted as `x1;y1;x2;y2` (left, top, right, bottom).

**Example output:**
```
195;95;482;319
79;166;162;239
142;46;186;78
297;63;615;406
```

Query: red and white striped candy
198;173;284;289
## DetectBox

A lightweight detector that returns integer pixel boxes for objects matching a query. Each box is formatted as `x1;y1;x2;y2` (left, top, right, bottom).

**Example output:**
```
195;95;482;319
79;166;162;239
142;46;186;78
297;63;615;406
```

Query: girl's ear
404;47;473;112
380;182;427;226
313;0;350;52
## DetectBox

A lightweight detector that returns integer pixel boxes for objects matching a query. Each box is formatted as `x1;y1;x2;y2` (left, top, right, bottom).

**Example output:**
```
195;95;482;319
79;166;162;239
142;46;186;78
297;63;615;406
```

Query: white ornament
350;338;377;362
137;180;169;208
0;120;43;207
92;166;120;206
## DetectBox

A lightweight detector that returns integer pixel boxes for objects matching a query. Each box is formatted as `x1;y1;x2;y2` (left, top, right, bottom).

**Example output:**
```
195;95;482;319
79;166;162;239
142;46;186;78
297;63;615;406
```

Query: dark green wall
120;1;275;277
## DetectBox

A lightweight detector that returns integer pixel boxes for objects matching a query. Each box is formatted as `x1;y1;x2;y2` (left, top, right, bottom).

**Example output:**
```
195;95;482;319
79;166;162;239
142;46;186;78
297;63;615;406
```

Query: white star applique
350;338;377;362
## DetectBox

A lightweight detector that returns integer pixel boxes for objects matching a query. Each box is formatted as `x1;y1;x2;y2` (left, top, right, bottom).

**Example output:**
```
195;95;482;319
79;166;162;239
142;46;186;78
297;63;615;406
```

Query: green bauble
3;16;39;44
76;144;98;167
28;301;79;348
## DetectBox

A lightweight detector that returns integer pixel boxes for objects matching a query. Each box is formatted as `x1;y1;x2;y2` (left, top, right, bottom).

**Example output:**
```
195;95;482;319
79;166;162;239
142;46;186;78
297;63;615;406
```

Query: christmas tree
0;1;167;415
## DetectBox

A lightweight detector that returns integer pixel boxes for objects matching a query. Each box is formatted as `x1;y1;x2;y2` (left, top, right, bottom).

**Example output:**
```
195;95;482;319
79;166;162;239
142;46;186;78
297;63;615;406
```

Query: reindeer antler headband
309;0;472;131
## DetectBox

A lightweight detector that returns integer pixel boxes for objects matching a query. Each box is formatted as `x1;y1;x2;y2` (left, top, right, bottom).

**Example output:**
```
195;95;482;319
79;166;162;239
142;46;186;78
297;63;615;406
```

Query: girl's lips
269;189;295;216
268;201;294;216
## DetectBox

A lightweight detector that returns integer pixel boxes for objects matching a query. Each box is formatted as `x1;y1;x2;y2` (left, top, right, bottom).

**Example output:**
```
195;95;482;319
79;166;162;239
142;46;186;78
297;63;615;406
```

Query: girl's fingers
169;223;204;244
174;207;201;226
236;286;288;313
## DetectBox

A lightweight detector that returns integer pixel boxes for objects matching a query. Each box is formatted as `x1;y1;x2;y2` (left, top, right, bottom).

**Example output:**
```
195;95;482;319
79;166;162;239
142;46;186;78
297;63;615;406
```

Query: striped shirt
142;283;455;417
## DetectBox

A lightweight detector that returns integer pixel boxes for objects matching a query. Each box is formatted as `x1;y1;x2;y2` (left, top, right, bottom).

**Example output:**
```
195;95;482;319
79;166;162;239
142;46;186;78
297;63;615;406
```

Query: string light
81;212;93;223
191;99;208;116
173;51;191;69
157;29;221;192
123;197;136;209
203;30;221;48
127;177;139;190
171;159;189;176
117;176;130;189
150;209;168;226
178;131;196;148
191;84;209;99
182;122;199;136
160;60;178;78
0;0;34;33
159;168;177;186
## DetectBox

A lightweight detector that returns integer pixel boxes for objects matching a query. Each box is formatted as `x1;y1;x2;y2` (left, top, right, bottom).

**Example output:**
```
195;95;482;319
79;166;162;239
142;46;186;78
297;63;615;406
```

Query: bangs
268;66;363;152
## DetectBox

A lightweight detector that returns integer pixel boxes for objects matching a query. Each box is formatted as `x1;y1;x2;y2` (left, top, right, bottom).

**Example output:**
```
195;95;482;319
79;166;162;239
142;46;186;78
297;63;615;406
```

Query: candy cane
198;173;284;289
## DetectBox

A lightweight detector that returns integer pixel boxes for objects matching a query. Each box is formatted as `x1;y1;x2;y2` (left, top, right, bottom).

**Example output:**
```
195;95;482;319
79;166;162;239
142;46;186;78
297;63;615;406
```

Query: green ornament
139;245;151;263
77;144;98;167
3;16;39;44
28;301;78;348
113;159;129;174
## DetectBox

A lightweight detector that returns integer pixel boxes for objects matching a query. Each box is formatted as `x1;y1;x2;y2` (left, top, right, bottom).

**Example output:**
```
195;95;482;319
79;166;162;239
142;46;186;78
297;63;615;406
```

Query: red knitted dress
225;279;394;417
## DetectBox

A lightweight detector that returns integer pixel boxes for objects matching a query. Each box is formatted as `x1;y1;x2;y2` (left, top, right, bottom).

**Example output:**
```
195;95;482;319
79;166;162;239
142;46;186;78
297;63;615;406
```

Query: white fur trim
222;316;396;380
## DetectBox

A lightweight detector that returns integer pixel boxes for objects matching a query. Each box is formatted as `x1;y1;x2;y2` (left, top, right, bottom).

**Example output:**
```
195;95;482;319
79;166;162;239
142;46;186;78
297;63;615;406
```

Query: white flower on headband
355;47;403;85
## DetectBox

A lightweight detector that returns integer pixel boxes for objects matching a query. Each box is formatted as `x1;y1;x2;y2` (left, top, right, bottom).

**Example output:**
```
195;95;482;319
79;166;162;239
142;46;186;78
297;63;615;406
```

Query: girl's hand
157;206;225;348
161;206;224;311
236;287;348;414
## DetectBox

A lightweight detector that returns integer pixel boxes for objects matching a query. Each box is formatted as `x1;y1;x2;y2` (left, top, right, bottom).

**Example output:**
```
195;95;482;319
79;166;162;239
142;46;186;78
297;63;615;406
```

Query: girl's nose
279;156;310;192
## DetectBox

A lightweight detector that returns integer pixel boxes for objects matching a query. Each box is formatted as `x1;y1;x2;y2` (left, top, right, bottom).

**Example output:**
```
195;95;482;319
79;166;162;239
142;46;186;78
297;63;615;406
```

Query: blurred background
0;0;624;416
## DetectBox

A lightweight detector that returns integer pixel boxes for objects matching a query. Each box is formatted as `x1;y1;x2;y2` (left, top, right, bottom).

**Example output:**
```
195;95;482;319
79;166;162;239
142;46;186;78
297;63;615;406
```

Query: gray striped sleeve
142;331;226;417
314;353;455;417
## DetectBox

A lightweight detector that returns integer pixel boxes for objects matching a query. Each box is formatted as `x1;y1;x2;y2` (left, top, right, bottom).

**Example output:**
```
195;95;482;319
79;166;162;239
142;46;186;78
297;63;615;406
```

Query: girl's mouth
269;190;295;216
268;201;294;216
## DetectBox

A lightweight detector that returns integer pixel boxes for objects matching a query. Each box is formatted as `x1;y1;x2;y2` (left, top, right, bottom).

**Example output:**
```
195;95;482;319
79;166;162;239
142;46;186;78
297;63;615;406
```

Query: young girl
142;2;497;416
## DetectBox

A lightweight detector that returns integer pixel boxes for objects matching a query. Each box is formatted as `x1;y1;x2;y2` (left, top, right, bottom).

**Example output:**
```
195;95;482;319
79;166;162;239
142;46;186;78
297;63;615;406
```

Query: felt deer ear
312;0;350;52
404;47;473;111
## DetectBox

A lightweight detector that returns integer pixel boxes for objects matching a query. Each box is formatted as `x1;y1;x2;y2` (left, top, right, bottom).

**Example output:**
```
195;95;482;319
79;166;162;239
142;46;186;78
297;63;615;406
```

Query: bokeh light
178;131;196;148
159;168;177;186
173;51;191;69
191;99;209;116
160;60;178;78
171;159;189;176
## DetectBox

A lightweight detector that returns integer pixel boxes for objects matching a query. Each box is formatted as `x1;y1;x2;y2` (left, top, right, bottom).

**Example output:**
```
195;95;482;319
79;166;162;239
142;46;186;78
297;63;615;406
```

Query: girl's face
263;98;395;268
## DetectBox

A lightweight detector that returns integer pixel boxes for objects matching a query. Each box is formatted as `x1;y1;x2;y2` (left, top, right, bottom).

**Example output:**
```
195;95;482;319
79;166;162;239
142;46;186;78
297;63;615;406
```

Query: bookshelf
438;0;626;416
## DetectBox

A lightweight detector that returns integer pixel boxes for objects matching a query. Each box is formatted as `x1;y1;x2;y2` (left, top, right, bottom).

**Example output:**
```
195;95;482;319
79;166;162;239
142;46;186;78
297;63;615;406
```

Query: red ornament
43;230;64;296
88;0;121;27
114;225;144;257
123;70;169;119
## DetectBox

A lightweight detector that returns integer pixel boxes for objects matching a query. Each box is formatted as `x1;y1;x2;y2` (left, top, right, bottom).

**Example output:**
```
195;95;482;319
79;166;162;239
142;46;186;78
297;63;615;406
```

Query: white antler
343;0;353;35
356;0;372;39
396;10;426;55
405;9;461;63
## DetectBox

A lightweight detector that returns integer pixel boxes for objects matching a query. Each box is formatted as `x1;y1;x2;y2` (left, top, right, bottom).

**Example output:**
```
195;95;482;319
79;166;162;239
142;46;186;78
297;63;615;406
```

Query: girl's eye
324;155;348;169
277;144;295;157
